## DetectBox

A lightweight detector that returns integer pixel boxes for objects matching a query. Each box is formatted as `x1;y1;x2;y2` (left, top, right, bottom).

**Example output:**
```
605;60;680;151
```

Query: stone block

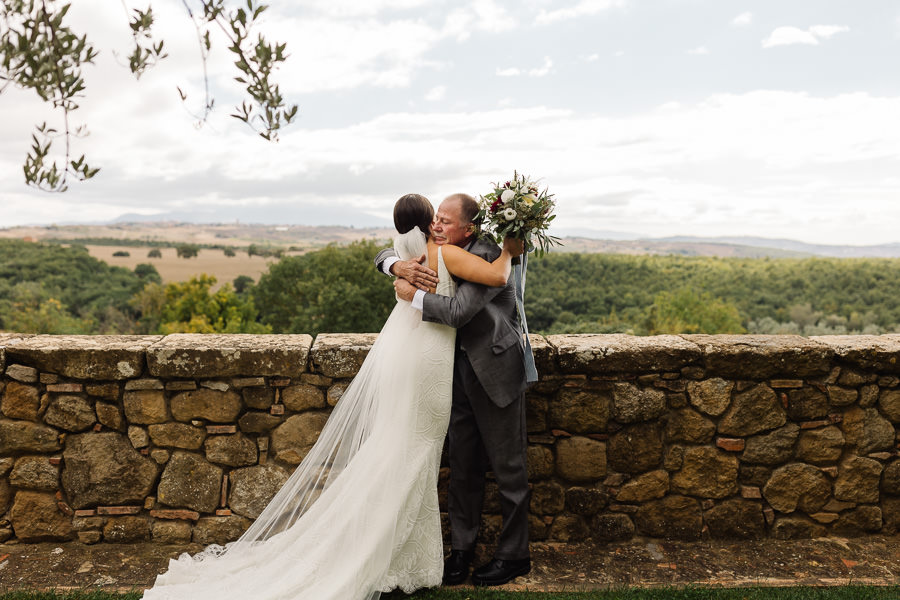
43;394;95;432
549;384;611;433
549;514;589;542
842;407;895;455
125;379;164;391
786;387;829;421
192;515;251;545
6;364;38;383
310;334;377;378
811;335;900;373
555;436;606;482
228;464;290;519
684;335;832;378
530;481;565;515
834;457;883;504
529;334;556;376
238;412;282;434
77;531;102;544
103;516;149;542
165;381;197;391
62;432;158;509
205;433;257;467
0;419;61;455
95;402;124;431
9;456;58;491
635;495;703;540
281;384;323;411
613;383;666;424
271;412;329;464
170;388;242;423
772;516;826;539
797;426;844;465
718;384;786;437
10;490;74;541
151;519;192;543
128;426;150;449
239;386;273;411
5;335;159;380
592;513;635;542
526;445;554;480
832;506;882;534
147;334;312;378
880;389;900;423
150;509;200;520
763;463;831;514
548;334;701;374
687;378;733;417
883;497;900;534
148;423;207;449
46;383;83;393
2;381;42;421
616;470;669;503
664;408;715;444
704;498;766;539
827;386;858;408
672;446;738;499
608;422;664;474
526;393;548;433
201;381;230;392
157;451;222;513
565;486;609;516
742;424;800;466
123;390;168;424
883;460;900;495
85;383;120;400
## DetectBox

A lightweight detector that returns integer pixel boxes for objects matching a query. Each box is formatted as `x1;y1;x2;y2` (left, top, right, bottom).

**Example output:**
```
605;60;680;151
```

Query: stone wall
1;333;899;546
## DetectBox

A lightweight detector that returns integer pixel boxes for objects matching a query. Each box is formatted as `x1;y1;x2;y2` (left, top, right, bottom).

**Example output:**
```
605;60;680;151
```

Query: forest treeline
2;238;899;337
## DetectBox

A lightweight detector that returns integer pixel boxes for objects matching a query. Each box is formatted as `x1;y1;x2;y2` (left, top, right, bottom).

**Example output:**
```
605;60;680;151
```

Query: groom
376;193;533;587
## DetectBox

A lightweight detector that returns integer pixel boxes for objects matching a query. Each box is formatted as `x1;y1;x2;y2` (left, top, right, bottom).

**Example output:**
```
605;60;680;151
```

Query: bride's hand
390;254;438;291
503;237;525;258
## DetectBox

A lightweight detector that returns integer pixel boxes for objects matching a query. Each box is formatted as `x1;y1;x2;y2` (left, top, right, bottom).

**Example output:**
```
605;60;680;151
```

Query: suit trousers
447;349;530;560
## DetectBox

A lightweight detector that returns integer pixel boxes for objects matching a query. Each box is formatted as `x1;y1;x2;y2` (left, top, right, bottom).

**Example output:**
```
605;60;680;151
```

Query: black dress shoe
471;557;531;586
442;549;474;585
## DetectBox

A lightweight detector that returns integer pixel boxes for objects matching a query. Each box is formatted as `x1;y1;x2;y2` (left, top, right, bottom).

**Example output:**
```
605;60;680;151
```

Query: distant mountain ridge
2;222;899;259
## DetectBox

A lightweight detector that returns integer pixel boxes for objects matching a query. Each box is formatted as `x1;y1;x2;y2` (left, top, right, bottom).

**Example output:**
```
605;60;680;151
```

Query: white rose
502;207;517;221
500;189;516;203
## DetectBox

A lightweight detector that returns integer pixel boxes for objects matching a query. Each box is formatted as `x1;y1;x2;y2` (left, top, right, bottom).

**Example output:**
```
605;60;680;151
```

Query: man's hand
390;254;438;291
503;237;526;258
394;278;418;302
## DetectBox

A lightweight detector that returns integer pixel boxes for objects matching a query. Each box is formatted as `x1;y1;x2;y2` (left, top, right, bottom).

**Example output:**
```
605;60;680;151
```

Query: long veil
145;227;438;600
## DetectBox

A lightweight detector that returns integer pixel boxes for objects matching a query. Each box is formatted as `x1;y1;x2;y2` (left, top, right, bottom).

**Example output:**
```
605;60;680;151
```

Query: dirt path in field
1;537;898;594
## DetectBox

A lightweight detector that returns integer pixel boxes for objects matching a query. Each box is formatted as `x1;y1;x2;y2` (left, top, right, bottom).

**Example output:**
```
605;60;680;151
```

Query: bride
142;194;522;600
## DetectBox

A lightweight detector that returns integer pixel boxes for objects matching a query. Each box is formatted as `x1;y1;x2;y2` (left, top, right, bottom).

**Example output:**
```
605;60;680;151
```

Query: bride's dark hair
393;193;434;234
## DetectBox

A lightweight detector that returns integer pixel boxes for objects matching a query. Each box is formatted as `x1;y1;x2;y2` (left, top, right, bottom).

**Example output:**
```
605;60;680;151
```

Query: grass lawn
1;587;898;600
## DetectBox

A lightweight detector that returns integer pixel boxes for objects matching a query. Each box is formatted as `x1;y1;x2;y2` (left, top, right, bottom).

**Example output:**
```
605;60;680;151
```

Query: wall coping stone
679;334;834;379
147;334;313;378
311;334;379;378
809;335;900;373
4;335;162;380
547;333;702;374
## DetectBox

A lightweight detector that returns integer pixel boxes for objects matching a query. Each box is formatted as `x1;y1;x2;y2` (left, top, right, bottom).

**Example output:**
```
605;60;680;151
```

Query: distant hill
1;223;898;259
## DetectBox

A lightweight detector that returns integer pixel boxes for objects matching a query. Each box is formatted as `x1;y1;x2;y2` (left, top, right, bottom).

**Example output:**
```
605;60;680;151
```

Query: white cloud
762;24;849;48
732;12;753;27
496;67;521;77
424;85;446;101
582;53;600;62
613;50;625;57
496;57;553;78
687;46;709;55
535;0;625;25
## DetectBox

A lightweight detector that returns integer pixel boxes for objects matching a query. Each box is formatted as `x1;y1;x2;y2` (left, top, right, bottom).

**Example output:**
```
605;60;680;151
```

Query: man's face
431;198;472;247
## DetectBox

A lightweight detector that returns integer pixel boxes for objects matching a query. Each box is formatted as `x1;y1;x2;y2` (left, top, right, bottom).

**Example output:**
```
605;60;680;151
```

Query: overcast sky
2;0;900;245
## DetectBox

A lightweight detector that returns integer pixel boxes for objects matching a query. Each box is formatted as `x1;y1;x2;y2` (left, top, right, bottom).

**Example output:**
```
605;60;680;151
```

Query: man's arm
375;247;438;291
395;276;508;329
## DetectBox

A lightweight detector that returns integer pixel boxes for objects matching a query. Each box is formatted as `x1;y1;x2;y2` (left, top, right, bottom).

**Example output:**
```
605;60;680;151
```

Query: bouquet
476;171;561;256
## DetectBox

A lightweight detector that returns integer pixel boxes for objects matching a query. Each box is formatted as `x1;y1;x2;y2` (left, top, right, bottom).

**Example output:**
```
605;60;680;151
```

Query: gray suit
375;238;531;560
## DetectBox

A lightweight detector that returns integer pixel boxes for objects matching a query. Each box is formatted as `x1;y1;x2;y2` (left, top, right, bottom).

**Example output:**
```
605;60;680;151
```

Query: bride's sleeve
441;244;511;287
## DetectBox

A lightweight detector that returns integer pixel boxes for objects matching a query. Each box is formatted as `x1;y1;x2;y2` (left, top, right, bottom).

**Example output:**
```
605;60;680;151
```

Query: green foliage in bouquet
476;171;561;256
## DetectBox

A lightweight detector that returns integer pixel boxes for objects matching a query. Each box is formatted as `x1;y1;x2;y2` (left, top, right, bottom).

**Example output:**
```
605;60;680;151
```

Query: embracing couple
143;192;534;600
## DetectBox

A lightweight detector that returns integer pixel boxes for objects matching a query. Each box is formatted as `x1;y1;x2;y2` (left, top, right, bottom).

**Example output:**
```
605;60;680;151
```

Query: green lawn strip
1;588;898;600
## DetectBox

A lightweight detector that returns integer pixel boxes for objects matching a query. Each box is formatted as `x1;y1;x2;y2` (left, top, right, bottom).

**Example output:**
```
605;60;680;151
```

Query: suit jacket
375;238;529;407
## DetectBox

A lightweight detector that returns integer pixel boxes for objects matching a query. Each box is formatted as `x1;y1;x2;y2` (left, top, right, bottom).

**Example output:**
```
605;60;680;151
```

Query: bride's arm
440;238;524;287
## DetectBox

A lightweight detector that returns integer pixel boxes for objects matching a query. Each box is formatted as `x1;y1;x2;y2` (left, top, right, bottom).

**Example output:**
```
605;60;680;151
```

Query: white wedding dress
143;228;456;600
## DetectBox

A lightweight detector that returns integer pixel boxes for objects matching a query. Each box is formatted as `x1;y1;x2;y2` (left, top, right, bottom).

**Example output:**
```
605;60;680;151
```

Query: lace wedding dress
143;228;456;600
